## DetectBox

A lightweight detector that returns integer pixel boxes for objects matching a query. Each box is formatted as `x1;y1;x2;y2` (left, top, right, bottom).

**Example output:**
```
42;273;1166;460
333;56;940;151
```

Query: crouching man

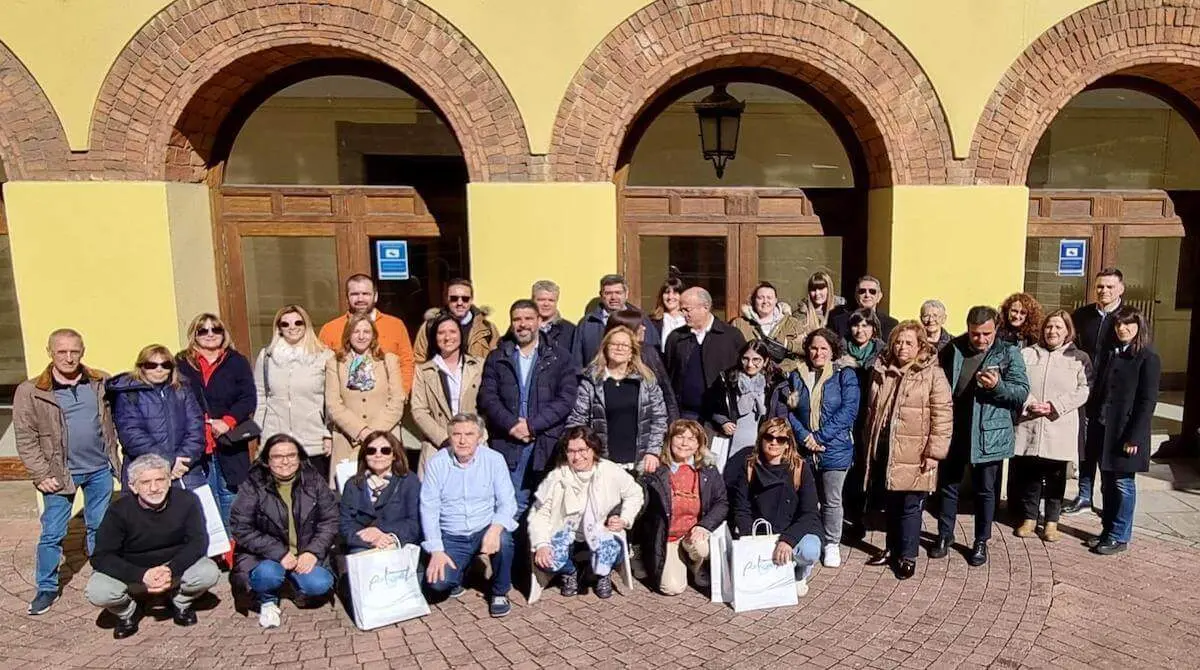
86;454;219;639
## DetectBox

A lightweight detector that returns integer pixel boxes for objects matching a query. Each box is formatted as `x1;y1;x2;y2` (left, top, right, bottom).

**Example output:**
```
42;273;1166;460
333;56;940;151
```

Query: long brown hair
880;320;934;367
338;313;383;361
1000;292;1044;345
746;417;804;489
1039;309;1077;349
353;430;409;482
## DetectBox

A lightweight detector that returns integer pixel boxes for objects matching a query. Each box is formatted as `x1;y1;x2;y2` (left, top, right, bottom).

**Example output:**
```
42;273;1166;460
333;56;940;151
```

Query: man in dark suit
828;275;899;342
663;287;746;421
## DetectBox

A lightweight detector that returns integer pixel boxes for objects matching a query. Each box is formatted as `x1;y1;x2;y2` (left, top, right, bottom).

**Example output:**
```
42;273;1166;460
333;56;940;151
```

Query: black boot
967;540;988;567
895;559;917;580
865;550;892;567
928;535;951;559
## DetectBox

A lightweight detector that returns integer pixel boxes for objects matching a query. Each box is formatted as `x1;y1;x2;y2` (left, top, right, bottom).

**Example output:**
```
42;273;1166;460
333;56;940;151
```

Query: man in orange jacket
318;273;415;394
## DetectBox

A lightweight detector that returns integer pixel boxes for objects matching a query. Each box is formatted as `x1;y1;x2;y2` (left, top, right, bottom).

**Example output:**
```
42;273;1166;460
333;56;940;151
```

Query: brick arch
0;39;69;180
548;0;956;187
87;0;530;183
974;0;1200;185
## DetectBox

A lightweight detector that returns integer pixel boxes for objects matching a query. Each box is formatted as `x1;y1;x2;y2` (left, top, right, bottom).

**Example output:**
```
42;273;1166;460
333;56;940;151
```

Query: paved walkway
1;466;1199;669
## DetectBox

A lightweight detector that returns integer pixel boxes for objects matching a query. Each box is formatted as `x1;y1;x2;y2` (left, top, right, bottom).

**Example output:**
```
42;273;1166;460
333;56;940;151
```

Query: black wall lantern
693;84;745;178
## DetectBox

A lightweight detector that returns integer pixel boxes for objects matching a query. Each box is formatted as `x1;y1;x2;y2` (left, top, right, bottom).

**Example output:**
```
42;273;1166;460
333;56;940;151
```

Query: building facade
0;0;1197;447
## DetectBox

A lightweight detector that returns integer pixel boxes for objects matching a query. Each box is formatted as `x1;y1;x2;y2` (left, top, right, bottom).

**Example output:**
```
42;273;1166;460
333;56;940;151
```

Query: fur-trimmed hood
869;346;938;375
423;304;492;322
739;301;792;324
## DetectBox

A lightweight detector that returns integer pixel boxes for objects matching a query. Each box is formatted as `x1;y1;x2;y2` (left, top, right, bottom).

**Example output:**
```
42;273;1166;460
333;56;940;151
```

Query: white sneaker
823;543;842;568
258;602;281;629
795;578;809;598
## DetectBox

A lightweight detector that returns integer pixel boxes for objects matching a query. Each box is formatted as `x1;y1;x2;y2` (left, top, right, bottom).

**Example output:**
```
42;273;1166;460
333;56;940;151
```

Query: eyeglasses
278;319;305;328
566;448;592;456
364;446;393;456
447;295;471;303
857;288;879;296
607;342;633;351
763;434;790;445
269;452;299;462
197;326;225;336
139;361;175;371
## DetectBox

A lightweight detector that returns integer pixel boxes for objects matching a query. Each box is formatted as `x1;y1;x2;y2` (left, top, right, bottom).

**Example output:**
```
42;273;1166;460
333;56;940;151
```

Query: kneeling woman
230;434;339;629
861;321;952;579
528;426;645;598
643;420;729;595
340;431;421;553
727;417;822;596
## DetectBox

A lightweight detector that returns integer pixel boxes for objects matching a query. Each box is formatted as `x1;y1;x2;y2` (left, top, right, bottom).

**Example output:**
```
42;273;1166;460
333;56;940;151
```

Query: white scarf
270;339;307;366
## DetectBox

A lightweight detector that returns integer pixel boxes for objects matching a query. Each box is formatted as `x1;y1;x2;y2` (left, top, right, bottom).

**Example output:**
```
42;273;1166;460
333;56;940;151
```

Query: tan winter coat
1015;344;1092;462
253;346;334;457
411;306;501;364
324;352;405;483
730;303;809;367
410;354;484;477
862;350;953;493
13;366;119;494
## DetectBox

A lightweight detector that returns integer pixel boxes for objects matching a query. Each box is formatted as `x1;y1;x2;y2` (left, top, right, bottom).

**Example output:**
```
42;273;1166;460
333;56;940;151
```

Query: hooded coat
784;363;860;471
412;306;501;364
107;373;206;489
730;302;808;368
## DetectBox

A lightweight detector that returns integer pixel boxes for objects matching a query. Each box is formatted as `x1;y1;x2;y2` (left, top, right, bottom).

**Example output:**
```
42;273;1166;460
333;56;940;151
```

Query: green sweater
275;474;299;555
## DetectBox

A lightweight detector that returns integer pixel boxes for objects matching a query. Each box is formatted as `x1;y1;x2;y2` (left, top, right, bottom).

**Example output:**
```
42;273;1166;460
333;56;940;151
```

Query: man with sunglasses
318;273;416;392
14;328;120;616
829;276;899;342
412;278;502;364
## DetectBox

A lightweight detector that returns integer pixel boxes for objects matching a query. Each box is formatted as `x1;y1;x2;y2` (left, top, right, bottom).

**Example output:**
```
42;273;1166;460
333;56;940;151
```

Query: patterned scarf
346;353;376;392
367;472;391;504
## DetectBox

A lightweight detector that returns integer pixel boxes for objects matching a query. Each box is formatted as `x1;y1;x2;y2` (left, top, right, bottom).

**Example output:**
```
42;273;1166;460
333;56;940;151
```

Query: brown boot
1014;519;1037;538
1041;522;1061;543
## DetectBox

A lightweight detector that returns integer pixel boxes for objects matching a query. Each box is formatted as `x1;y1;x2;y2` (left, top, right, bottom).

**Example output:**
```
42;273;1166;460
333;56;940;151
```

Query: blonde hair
267;304;326;356
746;417;804;489
183;312;232;366
659;419;710;467
588;326;655;383
131;344;181;388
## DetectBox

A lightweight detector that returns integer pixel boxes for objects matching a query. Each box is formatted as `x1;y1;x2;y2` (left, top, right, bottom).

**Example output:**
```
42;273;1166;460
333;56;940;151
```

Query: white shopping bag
708;522;732;604
709;436;731;473
182;483;231;557
346;544;430;630
729;519;798;613
335;459;356;493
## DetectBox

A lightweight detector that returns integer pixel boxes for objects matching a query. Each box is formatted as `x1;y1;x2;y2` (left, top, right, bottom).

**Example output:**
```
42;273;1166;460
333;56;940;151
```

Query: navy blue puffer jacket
784;364;860;471
107;374;206;489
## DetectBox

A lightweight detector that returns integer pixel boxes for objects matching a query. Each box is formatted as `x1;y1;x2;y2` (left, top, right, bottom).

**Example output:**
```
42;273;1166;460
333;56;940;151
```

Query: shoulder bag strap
261;348;271;398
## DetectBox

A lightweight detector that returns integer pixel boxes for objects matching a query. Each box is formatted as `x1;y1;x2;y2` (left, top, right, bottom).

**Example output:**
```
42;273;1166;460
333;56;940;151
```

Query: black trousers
936;459;1001;542
885;491;926;560
1010;456;1067;523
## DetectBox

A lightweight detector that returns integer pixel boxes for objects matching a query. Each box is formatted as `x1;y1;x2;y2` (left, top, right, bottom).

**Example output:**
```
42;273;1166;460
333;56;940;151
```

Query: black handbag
752;321;797;364
194;376;261;447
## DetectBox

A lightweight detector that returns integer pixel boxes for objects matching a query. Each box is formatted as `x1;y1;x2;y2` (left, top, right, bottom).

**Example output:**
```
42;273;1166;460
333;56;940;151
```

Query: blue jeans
542;527;623;577
509;444;536;516
248;559;335;606
426;527;514;597
36;469;113;592
1078;420;1103;504
1100;471;1137;544
792;533;821;580
206;455;234;530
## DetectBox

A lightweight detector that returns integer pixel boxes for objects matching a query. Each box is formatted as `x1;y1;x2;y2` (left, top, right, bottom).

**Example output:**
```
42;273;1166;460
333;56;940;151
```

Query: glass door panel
758;235;843;308
639;235;729;320
241;236;340;352
1023;237;1090;315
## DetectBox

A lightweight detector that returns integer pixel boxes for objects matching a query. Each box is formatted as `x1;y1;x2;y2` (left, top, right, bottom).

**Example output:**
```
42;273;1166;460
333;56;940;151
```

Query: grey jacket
567;369;668;462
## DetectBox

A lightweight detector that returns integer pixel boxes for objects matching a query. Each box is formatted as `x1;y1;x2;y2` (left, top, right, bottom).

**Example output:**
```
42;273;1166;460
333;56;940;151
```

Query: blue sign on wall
375;240;409;280
1058;239;1087;277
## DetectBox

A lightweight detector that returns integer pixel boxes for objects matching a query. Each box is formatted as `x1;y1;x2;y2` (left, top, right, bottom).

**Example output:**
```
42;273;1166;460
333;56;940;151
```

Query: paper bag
335;459;357;493
709;436;732;473
708;522;733;604
346;544;430;630
729;520;798;613
184;483;231;557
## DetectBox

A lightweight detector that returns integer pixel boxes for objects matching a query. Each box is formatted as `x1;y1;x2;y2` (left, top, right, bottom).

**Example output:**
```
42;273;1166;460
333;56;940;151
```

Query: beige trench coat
324;352;405;485
409;355;484;478
1015;344;1092;462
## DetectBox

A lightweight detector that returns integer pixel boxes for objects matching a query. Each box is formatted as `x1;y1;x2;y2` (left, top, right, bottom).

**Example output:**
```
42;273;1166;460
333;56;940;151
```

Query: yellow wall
165;183;220;338
4;182;189;376
467;183;617;329
873;186;1030;328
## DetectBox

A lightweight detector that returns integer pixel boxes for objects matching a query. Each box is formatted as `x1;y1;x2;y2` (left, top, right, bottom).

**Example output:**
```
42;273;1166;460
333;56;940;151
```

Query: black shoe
559;572;579;597
27;590;57;615
692;565;711;591
928;536;951;559
1093;539;1128;555
967;540;988;567
595;575;614;599
1062;498;1092;516
113;616;139;640
1085;534;1106;549
895;559;916;580
865;550;892;567
172;606;198;627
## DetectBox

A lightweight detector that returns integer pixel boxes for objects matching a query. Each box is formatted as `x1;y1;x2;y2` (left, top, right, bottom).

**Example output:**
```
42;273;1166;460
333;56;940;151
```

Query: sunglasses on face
197;326;225;336
364;446;393;456
857;288;879;296
278;319;305;328
447;295;471;303
763;434;790;445
139;361;175;371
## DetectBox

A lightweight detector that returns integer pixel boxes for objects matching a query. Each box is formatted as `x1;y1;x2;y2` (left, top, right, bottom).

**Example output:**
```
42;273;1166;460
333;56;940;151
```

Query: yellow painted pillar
868;185;1029;329
4;181;218;376
467;182;617;329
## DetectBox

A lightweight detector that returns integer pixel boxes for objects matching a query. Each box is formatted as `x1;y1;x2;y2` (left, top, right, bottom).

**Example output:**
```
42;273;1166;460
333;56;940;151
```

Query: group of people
13;265;1160;636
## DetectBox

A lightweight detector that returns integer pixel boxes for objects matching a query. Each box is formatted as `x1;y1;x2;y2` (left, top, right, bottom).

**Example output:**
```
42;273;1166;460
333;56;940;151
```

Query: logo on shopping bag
741;556;777;576
368;565;413;590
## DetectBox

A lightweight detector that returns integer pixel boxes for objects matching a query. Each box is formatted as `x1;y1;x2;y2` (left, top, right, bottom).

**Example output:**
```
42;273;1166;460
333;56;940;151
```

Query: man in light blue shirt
421;413;518;618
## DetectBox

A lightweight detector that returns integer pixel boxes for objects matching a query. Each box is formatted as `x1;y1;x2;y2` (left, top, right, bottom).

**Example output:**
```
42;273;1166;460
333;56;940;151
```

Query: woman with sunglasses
339;431;421;553
107;344;206;489
727;418;822;597
177;313;257;526
325;313;405;488
253;305;334;479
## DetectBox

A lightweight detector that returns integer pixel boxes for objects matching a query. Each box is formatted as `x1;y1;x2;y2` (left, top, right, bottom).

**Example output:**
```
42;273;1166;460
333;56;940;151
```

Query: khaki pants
86;557;219;620
660;536;709;596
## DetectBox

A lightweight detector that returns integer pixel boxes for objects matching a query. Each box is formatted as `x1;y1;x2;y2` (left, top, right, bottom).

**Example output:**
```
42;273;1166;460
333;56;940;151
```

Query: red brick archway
86;0;530;183
974;0;1200;185
0;40;68;180
548;0;957;187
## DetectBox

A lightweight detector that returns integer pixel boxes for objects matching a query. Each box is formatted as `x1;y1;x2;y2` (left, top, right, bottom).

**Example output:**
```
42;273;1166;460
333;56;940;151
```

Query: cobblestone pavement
1;477;1199;669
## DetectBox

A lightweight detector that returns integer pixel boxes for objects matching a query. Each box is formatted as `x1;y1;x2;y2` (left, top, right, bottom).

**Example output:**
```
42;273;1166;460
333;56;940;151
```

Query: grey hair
127;454;171;484
47;328;83;348
691;287;713;308
531;280;560;297
920;299;946;314
447;413;488;441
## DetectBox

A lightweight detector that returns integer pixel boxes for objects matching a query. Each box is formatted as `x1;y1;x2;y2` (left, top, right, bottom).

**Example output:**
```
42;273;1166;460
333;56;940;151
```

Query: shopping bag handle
750;519;774;536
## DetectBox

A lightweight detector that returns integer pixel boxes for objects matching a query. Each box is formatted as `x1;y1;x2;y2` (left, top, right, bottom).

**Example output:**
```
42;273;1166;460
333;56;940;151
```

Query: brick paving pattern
2;502;1198;669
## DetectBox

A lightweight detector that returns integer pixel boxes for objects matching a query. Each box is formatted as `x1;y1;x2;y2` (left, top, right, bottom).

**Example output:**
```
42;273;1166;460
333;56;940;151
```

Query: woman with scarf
784;328;860;569
731;281;807;371
325;313;405;488
710;340;782;455
529;426;645;598
253;304;334;478
339;431;421;552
